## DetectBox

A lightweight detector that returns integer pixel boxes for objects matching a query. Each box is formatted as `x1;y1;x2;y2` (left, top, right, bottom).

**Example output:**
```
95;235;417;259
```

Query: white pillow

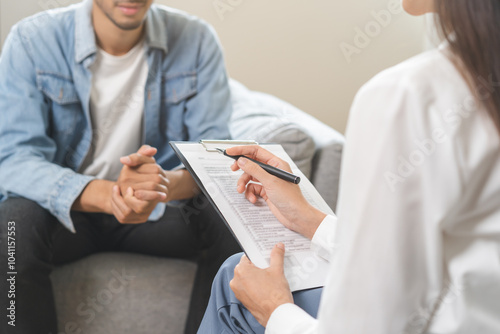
229;80;315;178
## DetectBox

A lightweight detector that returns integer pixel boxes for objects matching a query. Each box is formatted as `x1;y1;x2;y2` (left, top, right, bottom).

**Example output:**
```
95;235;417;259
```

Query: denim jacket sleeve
0;26;94;233
184;22;232;141
147;21;232;222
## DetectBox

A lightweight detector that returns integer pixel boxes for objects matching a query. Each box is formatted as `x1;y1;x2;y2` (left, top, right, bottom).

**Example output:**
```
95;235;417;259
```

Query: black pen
216;148;301;184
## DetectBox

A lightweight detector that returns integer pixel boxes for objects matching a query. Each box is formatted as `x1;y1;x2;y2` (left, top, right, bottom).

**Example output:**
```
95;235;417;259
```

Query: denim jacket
0;0;232;232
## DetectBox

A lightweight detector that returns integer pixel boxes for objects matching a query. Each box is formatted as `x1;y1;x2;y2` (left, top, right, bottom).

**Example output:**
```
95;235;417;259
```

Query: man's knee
0;198;60;255
197;201;242;255
0;197;52;221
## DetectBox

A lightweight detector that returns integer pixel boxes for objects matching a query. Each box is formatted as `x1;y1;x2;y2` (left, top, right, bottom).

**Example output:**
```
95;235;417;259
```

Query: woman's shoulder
351;46;472;128
359;46;467;100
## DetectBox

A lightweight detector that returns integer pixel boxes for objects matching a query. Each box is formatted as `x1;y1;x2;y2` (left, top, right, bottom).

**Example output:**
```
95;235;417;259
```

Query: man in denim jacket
0;0;240;333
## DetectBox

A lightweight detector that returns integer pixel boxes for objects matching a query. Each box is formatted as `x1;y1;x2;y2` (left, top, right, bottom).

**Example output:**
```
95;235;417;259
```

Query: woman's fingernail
238;157;247;166
276;243;285;250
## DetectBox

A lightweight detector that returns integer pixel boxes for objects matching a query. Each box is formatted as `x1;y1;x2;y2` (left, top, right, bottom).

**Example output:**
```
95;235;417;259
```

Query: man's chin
109;8;148;31
114;21;144;31
107;14;145;31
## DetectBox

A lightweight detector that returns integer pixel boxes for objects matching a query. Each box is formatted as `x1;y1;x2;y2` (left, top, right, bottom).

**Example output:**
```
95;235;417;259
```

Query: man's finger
134;189;167;202
120;145;158;167
120;153;156;167
110;196;125;222
131;181;168;194
111;185;132;216
137;145;157;157
270;243;285;271
135;163;167;177
123;187;149;213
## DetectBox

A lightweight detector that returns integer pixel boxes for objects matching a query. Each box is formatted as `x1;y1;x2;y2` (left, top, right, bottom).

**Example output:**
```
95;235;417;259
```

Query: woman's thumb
270;243;286;271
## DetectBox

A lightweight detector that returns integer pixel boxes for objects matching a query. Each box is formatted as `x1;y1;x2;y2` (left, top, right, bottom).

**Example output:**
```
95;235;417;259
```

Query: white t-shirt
80;39;148;181
266;47;500;333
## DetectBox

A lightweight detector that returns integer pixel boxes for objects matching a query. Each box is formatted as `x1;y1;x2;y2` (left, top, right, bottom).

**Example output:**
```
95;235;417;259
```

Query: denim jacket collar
74;0;168;64
74;0;96;63
145;6;168;54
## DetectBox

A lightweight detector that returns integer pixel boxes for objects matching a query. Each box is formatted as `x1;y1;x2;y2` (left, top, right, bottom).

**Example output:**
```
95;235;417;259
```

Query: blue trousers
197;253;323;333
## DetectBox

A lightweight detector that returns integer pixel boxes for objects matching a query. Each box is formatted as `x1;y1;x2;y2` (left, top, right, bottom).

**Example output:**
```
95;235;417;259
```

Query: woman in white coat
197;0;500;333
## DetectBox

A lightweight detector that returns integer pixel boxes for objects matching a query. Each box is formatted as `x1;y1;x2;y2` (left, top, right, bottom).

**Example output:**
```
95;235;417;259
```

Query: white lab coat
266;46;500;334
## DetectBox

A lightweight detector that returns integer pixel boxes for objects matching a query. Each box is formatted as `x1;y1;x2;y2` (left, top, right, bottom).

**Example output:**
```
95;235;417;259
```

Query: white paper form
171;142;334;291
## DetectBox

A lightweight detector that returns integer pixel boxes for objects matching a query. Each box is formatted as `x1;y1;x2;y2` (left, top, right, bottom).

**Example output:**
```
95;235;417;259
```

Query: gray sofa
50;80;345;334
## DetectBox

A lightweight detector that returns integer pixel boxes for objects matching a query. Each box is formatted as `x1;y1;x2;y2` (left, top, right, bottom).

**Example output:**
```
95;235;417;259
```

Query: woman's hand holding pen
227;145;326;327
227;145;326;240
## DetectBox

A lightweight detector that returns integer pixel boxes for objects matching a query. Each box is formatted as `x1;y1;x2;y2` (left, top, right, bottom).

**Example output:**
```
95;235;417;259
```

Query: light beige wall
0;0;426;133
0;0;81;48
161;0;426;133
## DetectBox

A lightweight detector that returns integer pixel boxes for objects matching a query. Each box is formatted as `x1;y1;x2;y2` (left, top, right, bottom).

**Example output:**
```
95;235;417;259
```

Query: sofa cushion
51;253;196;334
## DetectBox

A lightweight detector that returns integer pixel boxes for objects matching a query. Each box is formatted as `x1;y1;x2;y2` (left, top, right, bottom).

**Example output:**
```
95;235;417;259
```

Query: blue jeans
198;253;323;333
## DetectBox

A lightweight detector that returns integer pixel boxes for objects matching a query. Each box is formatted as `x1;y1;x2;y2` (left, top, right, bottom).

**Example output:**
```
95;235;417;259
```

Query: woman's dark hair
434;0;500;133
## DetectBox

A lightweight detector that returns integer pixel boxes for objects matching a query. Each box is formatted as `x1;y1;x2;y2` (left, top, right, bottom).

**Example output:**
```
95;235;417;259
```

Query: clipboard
171;140;262;255
170;139;258;249
199;139;259;152
170;140;333;291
